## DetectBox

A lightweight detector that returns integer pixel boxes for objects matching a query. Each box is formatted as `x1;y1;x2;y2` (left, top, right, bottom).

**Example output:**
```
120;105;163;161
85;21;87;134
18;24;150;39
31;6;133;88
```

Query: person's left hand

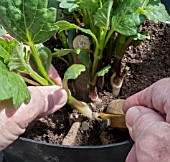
0;35;68;150
0;65;67;150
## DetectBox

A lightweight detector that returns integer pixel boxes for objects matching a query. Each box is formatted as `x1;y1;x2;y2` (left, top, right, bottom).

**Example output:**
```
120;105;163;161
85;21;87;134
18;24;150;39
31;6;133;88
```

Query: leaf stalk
29;43;55;85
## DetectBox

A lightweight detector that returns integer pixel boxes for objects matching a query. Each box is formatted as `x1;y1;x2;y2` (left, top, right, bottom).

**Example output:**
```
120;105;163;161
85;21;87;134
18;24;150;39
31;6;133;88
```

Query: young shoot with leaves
54;0;169;100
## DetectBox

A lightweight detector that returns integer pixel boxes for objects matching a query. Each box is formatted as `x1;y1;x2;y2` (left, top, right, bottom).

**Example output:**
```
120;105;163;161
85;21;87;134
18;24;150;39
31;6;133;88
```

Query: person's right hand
123;78;170;162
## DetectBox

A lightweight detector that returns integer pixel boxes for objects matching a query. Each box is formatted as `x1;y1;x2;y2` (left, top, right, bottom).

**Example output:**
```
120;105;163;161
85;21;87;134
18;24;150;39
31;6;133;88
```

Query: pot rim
18;137;133;149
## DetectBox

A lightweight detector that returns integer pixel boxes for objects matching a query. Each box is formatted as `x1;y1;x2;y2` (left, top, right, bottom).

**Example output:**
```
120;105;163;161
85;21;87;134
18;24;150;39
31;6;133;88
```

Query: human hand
0;66;67;150
123;78;170;162
0;34;13;41
0;35;67;150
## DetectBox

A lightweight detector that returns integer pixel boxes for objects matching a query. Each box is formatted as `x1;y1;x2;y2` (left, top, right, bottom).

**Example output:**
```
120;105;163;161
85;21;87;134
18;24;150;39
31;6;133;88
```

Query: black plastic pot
0;152;3;162
3;137;133;162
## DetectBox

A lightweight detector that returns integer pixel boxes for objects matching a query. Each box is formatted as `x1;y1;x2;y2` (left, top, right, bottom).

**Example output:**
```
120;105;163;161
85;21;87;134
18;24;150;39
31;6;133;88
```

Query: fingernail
126;107;141;129
53;89;68;107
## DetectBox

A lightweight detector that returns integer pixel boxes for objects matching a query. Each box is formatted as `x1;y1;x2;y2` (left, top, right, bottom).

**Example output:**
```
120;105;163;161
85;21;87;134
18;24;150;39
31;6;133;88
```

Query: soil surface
22;21;170;146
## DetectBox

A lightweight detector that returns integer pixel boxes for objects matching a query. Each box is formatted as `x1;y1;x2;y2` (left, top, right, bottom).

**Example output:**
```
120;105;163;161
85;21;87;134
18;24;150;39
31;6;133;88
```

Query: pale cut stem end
68;96;93;119
89;87;102;102
111;75;124;97
111;82;123;97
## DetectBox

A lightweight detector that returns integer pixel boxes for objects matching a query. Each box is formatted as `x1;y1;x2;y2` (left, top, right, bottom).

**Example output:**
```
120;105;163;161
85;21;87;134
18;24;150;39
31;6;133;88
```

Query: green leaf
78;51;91;68
8;43;48;85
0;38;18;54
94;0;113;29
58;0;101;11
36;44;52;72
0;0;59;45
79;0;101;10
48;0;62;21
64;64;86;80
53;49;76;57
112;0;123;10
55;21;99;47
0;45;11;64
58;0;79;12
48;0;59;9
0;25;7;36
0;59;8;70
131;32;150;40
0;64;30;108
0;38;18;63
55;21;92;35
136;0;169;23
111;0;145;36
97;65;111;77
53;48;91;67
8;44;30;72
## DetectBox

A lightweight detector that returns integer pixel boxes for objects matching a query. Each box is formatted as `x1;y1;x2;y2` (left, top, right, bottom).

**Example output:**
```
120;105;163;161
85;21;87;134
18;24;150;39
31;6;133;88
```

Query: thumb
125;106;165;140
34;86;68;117
126;145;137;162
0;86;67;150
126;106;170;162
12;86;67;129
48;65;62;86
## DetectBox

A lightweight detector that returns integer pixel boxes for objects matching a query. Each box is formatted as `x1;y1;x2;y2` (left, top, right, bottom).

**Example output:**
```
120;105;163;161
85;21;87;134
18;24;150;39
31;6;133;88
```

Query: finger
0;34;13;40
0;110;26;150
35;86;67;116
0;86;67;150
126;106;165;140
48;64;62;86
0;119;25;150
126;145;137;162
12;86;67;129
126;106;170;162
123;78;170;115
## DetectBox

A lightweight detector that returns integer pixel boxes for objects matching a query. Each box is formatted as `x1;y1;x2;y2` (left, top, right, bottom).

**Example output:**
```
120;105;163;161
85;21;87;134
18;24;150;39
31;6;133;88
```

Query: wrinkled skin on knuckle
0;87;45;150
131;110;164;140
135;122;170;162
0;118;20;150
151;78;170;115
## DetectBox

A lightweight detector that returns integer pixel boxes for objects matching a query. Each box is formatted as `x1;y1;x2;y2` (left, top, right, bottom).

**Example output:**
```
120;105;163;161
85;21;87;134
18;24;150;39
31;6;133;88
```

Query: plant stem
90;47;103;101
87;10;96;35
58;31;68;48
91;28;107;81
72;12;81;26
58;31;73;65
67;95;93;119
99;0;102;8
104;28;115;47
82;9;90;28
91;47;100;81
114;35;132;75
90;27;108;100
113;34;126;81
63;78;92;118
29;43;55;85
28;67;50;85
107;33;115;64
111;34;133;96
22;76;41;86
